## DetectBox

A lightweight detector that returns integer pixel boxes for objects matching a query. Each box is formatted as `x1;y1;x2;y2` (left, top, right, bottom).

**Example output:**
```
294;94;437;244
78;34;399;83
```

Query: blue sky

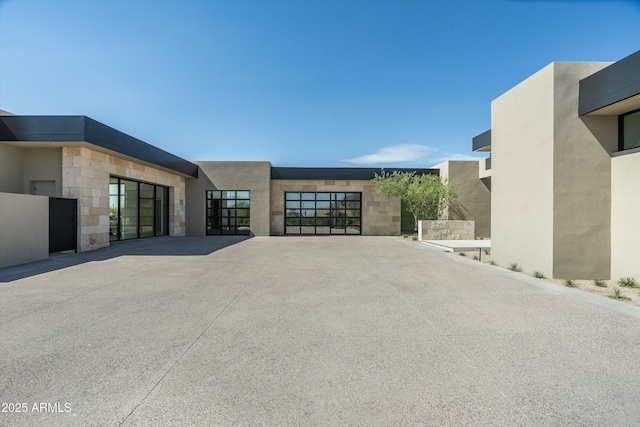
1;0;639;167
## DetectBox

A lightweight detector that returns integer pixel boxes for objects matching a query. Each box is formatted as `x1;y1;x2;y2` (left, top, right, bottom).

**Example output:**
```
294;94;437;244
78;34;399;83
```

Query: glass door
285;192;361;235
109;177;121;241
139;183;155;238
109;177;169;241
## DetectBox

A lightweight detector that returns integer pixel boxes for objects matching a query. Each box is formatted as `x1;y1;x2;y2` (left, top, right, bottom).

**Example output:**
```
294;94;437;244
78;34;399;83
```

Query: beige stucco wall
611;149;640;280
22;148;63;196
0;146;63;196
492;62;613;279
552;62;615;279
478;156;491;179
62;146;186;252
434;160;491;238
0;144;24;193
271;179;400;235
491;63;556;277
186;161;272;237
0;192;49;268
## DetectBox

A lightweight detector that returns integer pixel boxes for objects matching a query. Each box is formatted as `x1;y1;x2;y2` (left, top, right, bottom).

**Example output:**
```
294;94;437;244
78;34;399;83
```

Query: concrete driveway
1;236;640;426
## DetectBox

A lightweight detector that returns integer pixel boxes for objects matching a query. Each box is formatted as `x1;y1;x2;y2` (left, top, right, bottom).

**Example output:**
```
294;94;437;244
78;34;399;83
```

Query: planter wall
418;220;475;241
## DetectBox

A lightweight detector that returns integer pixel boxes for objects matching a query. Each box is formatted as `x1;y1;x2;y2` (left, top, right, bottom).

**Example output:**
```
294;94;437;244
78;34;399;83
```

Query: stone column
62;147;110;252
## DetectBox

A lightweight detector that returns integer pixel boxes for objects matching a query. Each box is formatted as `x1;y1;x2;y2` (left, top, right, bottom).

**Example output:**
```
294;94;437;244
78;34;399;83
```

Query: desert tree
373;170;457;232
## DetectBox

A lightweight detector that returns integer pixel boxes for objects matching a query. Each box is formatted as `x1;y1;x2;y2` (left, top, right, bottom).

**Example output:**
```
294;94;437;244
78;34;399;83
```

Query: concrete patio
1;236;639;426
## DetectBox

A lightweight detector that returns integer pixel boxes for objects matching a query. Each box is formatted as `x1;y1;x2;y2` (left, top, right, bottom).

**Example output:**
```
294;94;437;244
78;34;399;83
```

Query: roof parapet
472;129;491;152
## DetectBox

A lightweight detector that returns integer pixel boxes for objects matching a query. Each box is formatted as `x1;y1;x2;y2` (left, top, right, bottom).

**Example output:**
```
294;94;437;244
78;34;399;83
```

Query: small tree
373;170;457;232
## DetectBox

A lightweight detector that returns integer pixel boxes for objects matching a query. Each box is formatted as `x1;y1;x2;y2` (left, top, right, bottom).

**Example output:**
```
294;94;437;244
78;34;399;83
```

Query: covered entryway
49;197;77;253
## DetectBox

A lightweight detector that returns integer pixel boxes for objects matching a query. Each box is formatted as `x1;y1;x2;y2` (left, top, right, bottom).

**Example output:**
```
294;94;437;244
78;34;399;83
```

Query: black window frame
618;108;640;152
109;176;170;242
206;190;251;235
284;191;362;235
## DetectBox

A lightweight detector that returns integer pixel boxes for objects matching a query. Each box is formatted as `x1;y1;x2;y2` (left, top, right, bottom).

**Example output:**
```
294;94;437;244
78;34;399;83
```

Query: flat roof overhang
472;129;491;152
0;115;198;178
579;50;640;116
271;167;438;180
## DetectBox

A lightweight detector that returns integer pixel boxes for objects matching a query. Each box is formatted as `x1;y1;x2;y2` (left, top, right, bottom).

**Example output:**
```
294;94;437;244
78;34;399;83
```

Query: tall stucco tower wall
552;62;617;279
491;61;613;279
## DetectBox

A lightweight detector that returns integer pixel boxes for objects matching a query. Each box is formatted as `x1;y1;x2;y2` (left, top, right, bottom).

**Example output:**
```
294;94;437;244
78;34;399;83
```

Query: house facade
0;113;433;268
471;49;640;280
2;49;639;280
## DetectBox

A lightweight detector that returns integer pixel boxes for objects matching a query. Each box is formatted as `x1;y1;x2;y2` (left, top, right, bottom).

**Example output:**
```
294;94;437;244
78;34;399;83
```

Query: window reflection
206;190;250;235
109;176;169;241
284;192;361;235
621;109;640;150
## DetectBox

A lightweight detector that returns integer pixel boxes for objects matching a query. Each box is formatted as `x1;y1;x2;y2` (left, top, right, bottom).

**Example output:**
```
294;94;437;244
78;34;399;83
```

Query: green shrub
484;249;490;255
472;255;479;261
509;263;522;272
609;287;630;300
564;279;575;288
593;279;607;288
412;235;418;241
533;271;546;279
459;252;466;257
489;260;497;266
402;234;408;238
617;277;639;288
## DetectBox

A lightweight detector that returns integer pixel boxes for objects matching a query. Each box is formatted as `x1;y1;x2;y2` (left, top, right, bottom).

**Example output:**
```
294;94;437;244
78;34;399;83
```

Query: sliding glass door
109;177;169;241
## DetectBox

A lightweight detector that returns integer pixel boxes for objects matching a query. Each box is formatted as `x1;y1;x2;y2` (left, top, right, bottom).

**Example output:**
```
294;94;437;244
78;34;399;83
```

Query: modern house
2;49;638;280
0;111;435;268
470;49;640;280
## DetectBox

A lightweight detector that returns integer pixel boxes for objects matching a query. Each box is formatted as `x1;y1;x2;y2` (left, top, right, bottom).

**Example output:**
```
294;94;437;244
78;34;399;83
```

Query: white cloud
342;144;486;166
429;153;485;166
343;144;437;165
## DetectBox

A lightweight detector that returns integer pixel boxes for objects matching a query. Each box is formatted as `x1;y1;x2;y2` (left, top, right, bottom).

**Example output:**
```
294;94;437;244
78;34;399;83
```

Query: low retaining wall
0;192;49;268
418;220;475;241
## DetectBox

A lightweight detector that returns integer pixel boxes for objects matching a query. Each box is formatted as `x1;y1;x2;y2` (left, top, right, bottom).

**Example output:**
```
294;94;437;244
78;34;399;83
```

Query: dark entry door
49;197;77;253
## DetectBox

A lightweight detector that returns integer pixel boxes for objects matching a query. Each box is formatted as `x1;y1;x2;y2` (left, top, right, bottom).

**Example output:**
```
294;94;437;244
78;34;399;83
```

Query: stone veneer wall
270;179;400;235
418;220;475;241
62;146;186;252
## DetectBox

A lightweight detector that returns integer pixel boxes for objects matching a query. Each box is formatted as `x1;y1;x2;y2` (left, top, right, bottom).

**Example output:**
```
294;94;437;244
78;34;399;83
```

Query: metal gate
49;197;77;253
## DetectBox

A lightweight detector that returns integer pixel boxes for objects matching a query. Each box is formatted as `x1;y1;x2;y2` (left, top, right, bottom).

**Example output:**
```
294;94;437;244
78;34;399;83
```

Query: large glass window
122;179;139;240
285;192;361;235
206;190;251;235
155;186;169;236
139;183;155;238
109;176;170;241
109;177;121;242
620;109;640;151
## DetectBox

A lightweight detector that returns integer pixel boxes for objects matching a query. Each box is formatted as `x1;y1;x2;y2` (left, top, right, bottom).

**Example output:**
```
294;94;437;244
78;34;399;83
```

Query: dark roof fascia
472;129;491;152
0;115;198;178
83;117;198;177
0;115;86;141
579;50;640;116
271;167;439;180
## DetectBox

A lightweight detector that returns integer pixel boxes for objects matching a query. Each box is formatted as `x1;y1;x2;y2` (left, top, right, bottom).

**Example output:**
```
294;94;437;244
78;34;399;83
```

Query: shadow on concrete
0;235;251;283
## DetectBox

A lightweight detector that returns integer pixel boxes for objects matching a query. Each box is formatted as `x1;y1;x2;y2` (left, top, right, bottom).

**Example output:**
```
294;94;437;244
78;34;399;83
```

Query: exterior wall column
62;147;110;252
169;185;187;236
